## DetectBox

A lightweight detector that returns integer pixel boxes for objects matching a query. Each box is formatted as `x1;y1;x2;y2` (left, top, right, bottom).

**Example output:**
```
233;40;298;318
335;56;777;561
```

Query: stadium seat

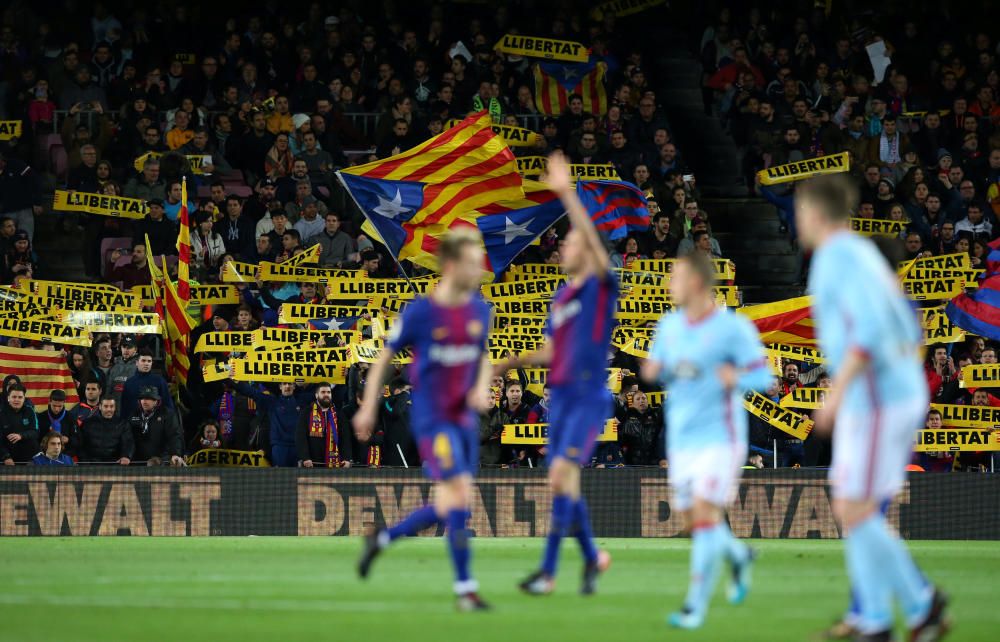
100;237;133;278
49;143;67;185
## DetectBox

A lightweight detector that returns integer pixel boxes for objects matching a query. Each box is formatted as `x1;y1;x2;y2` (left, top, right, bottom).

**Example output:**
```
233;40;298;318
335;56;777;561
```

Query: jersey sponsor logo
551;299;582;329
428;344;481;366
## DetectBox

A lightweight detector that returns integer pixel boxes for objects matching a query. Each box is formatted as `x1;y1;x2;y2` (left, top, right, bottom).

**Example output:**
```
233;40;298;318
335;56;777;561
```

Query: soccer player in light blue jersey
353;228;495;612
640;252;773;630
496;151;617;596
796;174;950;642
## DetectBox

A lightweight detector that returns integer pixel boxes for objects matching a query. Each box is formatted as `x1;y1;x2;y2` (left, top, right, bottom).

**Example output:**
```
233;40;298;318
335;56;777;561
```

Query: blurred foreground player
640;253;772;629
796;173;950;642
353;229;494;612
495;151;616;596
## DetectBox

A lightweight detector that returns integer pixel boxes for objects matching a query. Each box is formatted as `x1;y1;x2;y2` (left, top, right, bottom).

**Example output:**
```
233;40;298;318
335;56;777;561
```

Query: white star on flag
561;66;579;80
373;189;411;220
500;216;534;245
320;318;343;330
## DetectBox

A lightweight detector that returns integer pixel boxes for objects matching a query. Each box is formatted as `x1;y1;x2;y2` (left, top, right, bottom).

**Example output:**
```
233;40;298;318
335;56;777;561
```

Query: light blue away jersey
648;307;772;452
807;231;925;410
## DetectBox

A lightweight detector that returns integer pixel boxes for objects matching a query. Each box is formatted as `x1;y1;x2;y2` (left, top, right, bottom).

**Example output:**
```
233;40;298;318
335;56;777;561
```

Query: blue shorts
548;386;612;465
415;423;478;481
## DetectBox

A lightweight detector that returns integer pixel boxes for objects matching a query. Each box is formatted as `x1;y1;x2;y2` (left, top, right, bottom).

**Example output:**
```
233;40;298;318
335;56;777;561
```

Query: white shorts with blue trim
668;443;747;512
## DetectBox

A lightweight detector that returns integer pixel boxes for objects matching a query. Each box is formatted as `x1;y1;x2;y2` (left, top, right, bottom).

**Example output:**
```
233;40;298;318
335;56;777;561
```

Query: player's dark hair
438;228;481;263
796;173;858;222
679;251;716;288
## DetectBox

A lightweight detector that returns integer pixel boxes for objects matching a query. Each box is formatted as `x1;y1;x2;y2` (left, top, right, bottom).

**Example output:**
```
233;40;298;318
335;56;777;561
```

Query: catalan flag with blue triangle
533;59;608;116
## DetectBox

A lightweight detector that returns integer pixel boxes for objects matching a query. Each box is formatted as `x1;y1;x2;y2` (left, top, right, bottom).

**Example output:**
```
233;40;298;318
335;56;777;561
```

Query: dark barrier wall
1;468;997;539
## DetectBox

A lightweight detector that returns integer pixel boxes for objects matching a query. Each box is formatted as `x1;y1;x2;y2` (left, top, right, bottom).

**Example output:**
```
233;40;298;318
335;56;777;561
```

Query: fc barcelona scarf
218;392;234;438
309;403;340;467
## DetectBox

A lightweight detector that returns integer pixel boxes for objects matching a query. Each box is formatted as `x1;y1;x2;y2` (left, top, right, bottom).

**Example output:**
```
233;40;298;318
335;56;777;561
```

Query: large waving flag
161;256;197;386
576;180;650;241
739;296;817;345
339;111;523;265
533;59;608;116
476;180;567;276
0;345;79;410
946;238;1000;339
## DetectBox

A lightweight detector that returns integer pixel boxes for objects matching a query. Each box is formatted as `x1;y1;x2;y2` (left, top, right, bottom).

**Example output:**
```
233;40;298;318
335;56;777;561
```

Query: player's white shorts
668;443;747;512
830;395;926;502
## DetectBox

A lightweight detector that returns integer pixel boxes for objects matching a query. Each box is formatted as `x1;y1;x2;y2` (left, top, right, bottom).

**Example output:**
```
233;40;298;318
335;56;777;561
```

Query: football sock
573;498;598;565
540;494;574;577
844;514;895;633
683;522;726;616
446;509;475;593
719;520;749;566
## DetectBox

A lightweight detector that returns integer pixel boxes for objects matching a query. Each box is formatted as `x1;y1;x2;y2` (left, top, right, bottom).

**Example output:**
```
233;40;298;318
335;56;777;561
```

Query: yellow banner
629;258;735;281
898;252;970;275
903;277;970;301
757;152;849;186
617;269;665;287
133;151;208;175
779;387;828;410
509;263;563;277
493;314;547;330
482;276;565;300
913;429;1000;452
221;261;257;283
929;404;1000;429
285;244;322;266
349;340;414;365
258;262;361;284
593;0;666;17
922;307;965;344
766;343;825;364
324;278;431;299
241;346;352;364
132;284;239;308
445;120;543;147
624;286;739;308
494;34;588;62
194;331;254;353
185;449;271;467
0;120;23;140
27;281;138;310
612;334;651;359
491;300;550;317
850;218;907;237
616;298;675;322
490;336;544;353
278;303;376;324
201;360;231;383
58;311;161;334
0;297;50;317
230;358;348;384
252;327;360;350
0;315;91;347
743;391;813;439
500;420;617;445
959;364;1000;389
514;156;619;180
53;190;149;220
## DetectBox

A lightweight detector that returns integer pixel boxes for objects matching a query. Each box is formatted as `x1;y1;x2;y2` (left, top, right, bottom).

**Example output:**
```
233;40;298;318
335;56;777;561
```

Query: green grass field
1;538;996;642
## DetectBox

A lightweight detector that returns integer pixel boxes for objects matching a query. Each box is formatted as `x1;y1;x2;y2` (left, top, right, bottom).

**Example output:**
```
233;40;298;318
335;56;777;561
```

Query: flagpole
335;171;420;296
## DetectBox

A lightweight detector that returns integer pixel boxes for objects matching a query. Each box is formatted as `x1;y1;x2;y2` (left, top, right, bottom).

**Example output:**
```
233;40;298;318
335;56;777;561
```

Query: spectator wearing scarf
296;383;351;468
210;382;259;450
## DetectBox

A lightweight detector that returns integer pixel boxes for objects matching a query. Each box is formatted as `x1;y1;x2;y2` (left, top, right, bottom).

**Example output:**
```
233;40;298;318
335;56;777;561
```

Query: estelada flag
339;110;522;267
946;237;1000;340
0;345;79;410
739;296;817;345
533;59;608;116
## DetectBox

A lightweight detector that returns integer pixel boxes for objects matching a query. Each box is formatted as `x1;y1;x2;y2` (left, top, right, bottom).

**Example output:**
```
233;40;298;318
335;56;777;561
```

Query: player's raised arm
545;151;610;275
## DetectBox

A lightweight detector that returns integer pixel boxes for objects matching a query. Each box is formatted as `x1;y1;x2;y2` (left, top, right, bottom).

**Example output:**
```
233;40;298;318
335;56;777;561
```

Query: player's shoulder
469;294;493;318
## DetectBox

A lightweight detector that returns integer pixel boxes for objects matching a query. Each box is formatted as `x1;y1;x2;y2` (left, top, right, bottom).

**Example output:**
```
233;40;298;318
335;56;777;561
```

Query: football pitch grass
1;538;996;642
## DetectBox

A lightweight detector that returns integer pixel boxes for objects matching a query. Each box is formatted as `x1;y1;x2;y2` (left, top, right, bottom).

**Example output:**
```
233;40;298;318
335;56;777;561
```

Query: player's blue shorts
547;385;612;465
415;422;479;481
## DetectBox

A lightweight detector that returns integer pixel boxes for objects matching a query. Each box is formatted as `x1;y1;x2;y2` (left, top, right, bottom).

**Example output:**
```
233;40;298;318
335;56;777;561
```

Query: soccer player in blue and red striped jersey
496;151;617;596
353;228;495;612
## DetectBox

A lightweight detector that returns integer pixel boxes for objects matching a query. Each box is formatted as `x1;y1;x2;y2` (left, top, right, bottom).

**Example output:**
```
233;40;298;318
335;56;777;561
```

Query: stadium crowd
0;3;995;472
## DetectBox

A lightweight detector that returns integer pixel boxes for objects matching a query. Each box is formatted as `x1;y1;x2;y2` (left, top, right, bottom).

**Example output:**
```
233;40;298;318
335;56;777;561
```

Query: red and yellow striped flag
738;296;817;345
161;256;196;385
0;345;79;410
176;178;191;302
344;111;523;264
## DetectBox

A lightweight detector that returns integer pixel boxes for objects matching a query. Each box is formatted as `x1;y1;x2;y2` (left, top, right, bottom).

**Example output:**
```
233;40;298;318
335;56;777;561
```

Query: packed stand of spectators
698;6;1000;251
